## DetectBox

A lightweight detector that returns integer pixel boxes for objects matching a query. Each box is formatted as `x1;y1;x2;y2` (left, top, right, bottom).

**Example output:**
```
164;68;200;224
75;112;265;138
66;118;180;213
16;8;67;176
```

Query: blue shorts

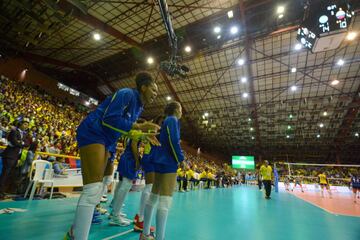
141;161;154;174
118;157;136;180
154;163;178;174
77;118;108;149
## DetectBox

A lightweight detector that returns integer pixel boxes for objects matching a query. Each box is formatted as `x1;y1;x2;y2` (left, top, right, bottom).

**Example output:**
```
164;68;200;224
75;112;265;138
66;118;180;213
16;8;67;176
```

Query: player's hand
135;121;160;132
143;133;161;146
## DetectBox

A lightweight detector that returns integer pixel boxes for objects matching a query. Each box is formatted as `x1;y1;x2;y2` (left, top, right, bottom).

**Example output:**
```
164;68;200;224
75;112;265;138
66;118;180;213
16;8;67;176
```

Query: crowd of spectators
0;76;85;159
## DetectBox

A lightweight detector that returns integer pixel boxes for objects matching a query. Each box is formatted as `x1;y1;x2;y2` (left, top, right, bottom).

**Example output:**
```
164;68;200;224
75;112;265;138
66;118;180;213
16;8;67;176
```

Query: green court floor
0;186;359;240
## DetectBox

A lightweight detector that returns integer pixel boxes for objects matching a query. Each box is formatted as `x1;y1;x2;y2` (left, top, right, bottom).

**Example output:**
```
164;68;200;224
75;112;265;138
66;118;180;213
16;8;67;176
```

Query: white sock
112;177;132;216
73;182;103;240
143;193;159;235
156;196;172;240
138;184;153;222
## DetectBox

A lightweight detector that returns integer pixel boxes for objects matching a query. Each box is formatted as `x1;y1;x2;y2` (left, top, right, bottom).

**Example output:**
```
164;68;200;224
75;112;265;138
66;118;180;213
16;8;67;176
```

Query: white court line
102;229;134;240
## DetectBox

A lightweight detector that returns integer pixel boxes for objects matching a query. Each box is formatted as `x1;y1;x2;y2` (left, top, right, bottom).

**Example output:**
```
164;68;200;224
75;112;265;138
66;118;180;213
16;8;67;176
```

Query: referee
260;160;273;199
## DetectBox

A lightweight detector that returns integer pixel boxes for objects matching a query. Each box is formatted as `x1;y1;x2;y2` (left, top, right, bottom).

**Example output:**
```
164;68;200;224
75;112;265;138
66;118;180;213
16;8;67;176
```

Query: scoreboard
297;0;354;52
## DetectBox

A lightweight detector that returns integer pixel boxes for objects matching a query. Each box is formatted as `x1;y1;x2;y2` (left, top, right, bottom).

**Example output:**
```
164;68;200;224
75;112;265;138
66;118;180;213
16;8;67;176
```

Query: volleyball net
274;162;360;191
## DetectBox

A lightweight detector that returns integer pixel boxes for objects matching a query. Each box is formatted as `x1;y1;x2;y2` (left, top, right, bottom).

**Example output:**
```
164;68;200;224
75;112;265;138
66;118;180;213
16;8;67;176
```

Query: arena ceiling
0;0;360;163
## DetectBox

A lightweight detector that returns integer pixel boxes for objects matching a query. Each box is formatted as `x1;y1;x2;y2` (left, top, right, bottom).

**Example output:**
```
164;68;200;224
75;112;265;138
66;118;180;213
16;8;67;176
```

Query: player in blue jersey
65;72;160;240
134;115;164;232
109;134;141;226
350;174;360;203
140;101;184;240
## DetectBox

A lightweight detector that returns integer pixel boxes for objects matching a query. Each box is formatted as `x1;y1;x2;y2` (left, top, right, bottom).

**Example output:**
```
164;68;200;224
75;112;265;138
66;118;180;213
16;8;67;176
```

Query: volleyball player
350;174;360;203
64;72;160;240
109;130;146;226
140;101;184;240
318;172;332;198
134;115;164;232
284;176;290;191
291;176;304;193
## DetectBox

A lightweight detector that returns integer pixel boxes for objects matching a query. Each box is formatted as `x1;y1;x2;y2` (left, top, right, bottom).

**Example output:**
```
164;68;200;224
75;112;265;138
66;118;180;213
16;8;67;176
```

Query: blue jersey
76;88;143;149
153;116;184;166
351;176;360;188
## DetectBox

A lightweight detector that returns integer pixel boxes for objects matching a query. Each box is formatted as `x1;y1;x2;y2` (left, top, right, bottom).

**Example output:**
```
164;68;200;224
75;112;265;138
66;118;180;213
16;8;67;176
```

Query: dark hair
135;72;154;91
164;101;181;116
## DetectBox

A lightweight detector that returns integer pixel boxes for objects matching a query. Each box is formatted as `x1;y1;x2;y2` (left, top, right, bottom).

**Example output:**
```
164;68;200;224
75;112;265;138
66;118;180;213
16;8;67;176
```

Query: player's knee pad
144;184;153;194
78;182;103;207
103;175;113;186
158;196;172;210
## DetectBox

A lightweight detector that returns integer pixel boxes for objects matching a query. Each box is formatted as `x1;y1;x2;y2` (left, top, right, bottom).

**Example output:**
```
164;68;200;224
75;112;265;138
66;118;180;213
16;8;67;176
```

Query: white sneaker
109;214;131;226
97;206;108;214
100;196;108;203
108;212;129;219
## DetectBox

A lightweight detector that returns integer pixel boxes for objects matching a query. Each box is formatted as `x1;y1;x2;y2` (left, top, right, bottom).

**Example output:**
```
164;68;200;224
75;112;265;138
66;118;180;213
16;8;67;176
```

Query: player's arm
130;139;140;170
167;118;184;164
102;90;135;135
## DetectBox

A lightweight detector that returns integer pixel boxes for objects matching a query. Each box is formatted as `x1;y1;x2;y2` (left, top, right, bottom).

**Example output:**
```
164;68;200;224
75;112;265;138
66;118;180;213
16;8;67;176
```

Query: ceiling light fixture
93;33;101;41
214;26;221;34
337;59;345;66
294;43;302;50
147;57;154;64
331;79;339;86
346;31;357;41
230;26;239;34
237;58;245;66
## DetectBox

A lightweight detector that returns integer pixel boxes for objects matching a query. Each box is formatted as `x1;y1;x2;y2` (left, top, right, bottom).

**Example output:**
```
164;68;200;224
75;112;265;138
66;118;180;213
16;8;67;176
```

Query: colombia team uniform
152;116;184;173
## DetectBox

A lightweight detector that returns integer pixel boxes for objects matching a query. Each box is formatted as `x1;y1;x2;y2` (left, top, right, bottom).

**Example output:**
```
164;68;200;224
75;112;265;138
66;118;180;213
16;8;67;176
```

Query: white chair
24;160;54;201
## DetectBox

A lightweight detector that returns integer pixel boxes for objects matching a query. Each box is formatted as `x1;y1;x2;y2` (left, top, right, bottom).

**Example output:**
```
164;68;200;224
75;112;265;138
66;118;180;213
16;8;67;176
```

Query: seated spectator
53;158;69;176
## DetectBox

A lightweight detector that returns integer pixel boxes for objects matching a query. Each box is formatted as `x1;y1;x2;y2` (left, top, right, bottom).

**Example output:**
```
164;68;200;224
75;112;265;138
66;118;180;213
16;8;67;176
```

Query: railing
0;145;80;160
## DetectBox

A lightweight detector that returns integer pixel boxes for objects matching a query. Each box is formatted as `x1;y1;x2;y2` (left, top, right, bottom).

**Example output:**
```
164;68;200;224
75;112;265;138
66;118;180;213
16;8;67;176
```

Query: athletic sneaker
100;196;108;203
134;214;139;223
139;232;155;240
92;215;103;225
134;220;155;232
108;211;127;219
109;214;131;226
96;206;108;214
93;209;101;218
120;211;127;217
92;210;103;224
